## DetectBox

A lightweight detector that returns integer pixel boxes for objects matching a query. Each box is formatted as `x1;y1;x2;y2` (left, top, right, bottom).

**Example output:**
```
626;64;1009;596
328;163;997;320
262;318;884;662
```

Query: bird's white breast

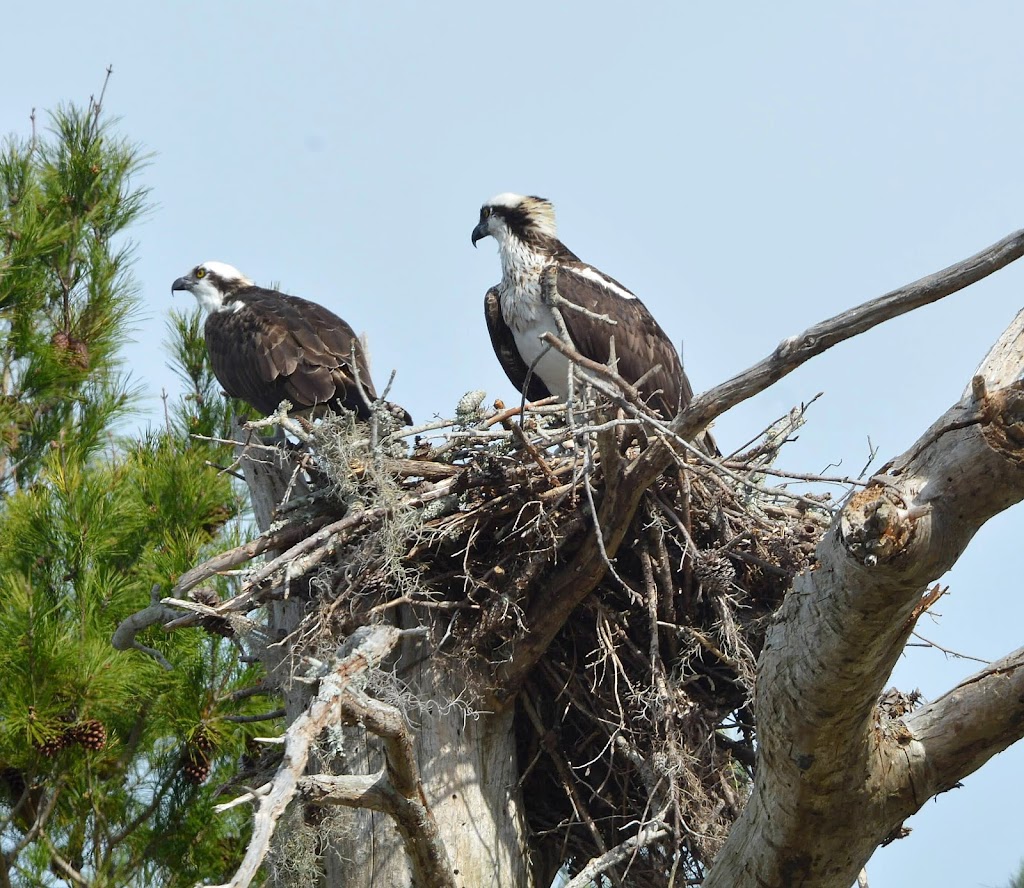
499;276;574;399
496;237;578;398
511;313;571;399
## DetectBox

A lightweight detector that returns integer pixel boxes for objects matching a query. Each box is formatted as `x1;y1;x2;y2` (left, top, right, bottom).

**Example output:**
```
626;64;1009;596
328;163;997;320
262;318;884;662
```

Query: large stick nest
176;391;833;885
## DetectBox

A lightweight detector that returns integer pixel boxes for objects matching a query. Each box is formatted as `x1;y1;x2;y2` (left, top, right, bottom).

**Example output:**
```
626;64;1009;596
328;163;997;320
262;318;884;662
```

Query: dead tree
118;230;1024;887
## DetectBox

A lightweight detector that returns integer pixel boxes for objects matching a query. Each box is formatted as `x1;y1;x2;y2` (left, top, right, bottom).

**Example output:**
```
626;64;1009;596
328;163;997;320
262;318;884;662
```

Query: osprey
472;193;696;422
171;261;409;422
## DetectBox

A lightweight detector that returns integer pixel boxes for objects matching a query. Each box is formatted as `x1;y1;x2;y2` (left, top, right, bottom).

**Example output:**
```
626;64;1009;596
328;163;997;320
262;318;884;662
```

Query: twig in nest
244;403;315;444
581;433;631;596
503;416;562;488
522;690;620;886
541;266;618;328
721;461;868;489
539;331;647;411
570;798;671;888
485;396;561;428
639;546;671;704
173;517;334;599
222;507;392;614
726;396;821;462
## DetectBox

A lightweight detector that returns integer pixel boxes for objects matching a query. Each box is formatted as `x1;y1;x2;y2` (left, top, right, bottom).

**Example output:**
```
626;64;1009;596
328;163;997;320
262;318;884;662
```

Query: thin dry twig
908;632;989;664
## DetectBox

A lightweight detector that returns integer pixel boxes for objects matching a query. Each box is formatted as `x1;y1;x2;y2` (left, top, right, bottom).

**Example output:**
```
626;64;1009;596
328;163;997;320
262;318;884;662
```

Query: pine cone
35;733;70;758
694;550;738;596
191;588;220;608
181;750;211;785
67;337;89;370
191;727;215;755
181;727;214;784
191;588;234;638
50;331;90;370
69;719;107;750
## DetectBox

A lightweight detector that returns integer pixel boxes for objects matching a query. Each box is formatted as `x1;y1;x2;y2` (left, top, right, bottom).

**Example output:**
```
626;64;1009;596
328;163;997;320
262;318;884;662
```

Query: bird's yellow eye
195;267;207;279
481;207;492;220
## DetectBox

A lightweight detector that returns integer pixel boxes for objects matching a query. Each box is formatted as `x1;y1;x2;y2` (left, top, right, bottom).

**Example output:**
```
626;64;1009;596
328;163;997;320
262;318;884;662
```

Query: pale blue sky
4;2;1023;884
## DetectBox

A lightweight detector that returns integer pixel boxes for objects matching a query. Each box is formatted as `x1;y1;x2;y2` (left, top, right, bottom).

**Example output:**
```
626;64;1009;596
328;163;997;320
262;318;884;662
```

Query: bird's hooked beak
171;275;193;295
471;220;490;248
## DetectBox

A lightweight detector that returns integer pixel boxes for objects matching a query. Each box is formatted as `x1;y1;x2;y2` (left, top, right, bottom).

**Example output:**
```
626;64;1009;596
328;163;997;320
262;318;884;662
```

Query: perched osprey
472;193;697;422
171;261;409;422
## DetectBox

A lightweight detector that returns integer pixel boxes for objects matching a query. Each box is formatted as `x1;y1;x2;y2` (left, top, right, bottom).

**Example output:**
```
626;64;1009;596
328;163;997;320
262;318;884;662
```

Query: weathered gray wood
702;302;1024;888
207;626;439;888
231;425;532;888
317;646;532;888
897;644;1024;798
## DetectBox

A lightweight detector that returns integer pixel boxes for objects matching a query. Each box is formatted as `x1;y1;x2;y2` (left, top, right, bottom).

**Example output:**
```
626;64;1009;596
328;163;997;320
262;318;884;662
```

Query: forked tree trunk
319;667;531;887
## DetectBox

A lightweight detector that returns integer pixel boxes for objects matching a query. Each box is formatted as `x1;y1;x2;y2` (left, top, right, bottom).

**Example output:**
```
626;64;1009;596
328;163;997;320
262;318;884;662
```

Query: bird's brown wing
484;286;552;403
205;287;376;418
278;291;378;409
554;264;689;418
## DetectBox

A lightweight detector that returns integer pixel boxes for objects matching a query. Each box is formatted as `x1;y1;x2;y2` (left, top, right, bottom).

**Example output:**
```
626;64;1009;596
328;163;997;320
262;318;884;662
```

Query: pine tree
0;82;274;887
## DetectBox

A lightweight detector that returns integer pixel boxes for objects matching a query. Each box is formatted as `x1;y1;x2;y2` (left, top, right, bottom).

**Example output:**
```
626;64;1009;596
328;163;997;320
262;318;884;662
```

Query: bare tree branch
170;515;335;600
300;772;393;811
222;709;286;724
302;760;458;886
702;304;1024;887
675;227;1024;446
41;834;89;887
563;823;672;888
896;644;1024;804
110;601;177;670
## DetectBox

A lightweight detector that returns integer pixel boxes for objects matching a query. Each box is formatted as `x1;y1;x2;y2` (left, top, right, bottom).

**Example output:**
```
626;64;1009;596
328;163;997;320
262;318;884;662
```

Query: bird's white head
471;193;558;250
171;261;254;313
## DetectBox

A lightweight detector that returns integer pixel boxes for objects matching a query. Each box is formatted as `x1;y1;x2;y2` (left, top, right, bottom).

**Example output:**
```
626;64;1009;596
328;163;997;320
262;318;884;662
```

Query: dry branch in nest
421;406;830;883
147;384;840;886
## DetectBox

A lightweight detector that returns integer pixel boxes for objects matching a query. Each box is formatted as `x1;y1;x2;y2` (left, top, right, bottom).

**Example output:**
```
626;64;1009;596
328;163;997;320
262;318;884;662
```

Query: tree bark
235;432;533;888
702;309;1024;887
316;668;531;888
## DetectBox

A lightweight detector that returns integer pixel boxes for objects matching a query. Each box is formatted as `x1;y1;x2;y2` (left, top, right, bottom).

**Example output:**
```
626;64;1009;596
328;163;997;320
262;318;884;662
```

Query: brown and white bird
171;261;409;422
472;193;699;423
